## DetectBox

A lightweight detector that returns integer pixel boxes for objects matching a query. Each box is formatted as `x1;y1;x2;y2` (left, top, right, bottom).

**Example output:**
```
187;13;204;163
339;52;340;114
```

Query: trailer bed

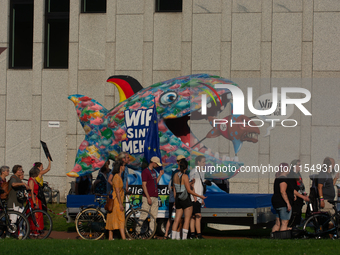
65;193;275;226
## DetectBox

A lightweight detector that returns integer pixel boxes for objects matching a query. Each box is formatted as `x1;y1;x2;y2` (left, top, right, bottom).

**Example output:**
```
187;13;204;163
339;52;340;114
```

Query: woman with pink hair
271;163;294;233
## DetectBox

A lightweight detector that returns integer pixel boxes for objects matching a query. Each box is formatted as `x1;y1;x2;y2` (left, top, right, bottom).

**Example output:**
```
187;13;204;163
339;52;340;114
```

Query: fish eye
160;92;178;105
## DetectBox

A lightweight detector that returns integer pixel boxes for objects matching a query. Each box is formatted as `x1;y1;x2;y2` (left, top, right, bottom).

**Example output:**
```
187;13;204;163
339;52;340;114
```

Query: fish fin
107;75;143;103
68;94;108;129
66;172;79;178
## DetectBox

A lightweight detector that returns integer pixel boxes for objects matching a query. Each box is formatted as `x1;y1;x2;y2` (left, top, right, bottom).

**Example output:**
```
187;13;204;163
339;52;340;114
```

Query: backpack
177;173;189;201
37;183;47;208
0;180;11;200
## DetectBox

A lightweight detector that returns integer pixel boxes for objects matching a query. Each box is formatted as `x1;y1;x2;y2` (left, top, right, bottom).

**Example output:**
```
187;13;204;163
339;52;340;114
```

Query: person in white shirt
189;155;206;239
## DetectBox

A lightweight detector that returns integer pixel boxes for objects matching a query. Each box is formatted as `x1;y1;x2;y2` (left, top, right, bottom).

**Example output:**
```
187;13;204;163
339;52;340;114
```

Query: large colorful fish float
68;74;259;185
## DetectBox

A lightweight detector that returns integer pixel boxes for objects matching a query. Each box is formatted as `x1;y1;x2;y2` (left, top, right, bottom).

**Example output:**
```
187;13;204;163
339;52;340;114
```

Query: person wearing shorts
171;159;206;240
275;207;292;221
164;155;186;239
189;155;206;239
271;163;294;233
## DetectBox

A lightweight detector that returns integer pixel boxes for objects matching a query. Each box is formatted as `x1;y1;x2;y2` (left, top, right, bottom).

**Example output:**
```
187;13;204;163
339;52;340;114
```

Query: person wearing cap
163;155;186;239
171;155;186;180
139;156;164;236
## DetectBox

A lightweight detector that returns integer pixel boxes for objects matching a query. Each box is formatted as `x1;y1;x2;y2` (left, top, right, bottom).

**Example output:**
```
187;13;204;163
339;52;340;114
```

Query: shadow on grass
203;226;272;238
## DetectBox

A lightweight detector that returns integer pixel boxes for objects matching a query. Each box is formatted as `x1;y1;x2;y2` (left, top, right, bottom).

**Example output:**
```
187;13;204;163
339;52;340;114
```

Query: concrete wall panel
192;14;221;71
79;15;106;70
231;13;261;71
116;15;143;70
41;71;69;121
154;13;182;70
272;13;302;70
7;71;32;121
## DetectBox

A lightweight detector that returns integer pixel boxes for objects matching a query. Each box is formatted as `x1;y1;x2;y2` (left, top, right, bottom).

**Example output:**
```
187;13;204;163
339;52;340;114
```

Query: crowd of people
0;158;51;238
5;154;338;240
80;152;209;240
271;157;339;236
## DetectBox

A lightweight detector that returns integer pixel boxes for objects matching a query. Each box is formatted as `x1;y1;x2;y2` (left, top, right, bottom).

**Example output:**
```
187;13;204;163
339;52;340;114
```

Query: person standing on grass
8;165;29;211
172;159;206;240
139;156;164;237
271;163;294;234
8;165;29;238
317;157;339;238
318;157;339;214
28;167;44;235
108;152;130;195
189;155;206;239
287;159;309;227
164;155;186;239
105;161;126;240
34;157;52;187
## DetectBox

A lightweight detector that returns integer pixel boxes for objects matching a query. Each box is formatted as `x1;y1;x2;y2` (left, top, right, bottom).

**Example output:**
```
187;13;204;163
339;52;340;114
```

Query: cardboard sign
40;140;53;161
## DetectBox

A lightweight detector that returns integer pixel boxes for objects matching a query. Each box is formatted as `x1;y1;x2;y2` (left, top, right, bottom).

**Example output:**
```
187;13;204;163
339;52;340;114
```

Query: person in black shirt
318;157;339;215
288;159;309;227
271;163;294;233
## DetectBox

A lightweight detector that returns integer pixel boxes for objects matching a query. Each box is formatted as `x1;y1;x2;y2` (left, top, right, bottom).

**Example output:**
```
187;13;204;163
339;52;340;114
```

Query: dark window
156;0;182;12
47;0;70;12
81;0;106;13
9;0;34;69
45;0;70;68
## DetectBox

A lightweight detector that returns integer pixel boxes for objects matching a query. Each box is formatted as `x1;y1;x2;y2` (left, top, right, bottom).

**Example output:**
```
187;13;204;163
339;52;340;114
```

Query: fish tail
68;94;108;130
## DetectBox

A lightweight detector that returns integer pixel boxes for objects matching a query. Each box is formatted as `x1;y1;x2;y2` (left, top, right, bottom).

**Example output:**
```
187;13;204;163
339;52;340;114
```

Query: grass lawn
1;238;340;255
47;203;75;232
3;203;340;254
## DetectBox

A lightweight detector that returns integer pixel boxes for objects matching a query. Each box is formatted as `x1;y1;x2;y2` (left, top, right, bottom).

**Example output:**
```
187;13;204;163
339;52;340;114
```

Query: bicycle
125;195;157;240
75;194;157;240
75;195;107;240
0;189;30;240
23;190;53;239
302;200;340;239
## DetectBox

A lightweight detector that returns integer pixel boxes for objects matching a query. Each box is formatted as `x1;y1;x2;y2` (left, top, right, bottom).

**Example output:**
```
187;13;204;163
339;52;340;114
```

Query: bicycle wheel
75;208;106;240
26;209;53;239
0;211;30;240
303;213;335;239
125;209;157;240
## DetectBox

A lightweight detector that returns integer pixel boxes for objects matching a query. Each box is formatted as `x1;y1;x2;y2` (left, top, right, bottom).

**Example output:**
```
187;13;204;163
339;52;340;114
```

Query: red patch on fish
79;96;92;101
80;114;90;122
170;84;180;90
178;88;190;97
81;156;96;166
116;111;125;120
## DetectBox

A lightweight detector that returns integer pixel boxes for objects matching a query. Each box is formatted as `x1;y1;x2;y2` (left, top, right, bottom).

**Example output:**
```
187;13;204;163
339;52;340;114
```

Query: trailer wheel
156;219;167;236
